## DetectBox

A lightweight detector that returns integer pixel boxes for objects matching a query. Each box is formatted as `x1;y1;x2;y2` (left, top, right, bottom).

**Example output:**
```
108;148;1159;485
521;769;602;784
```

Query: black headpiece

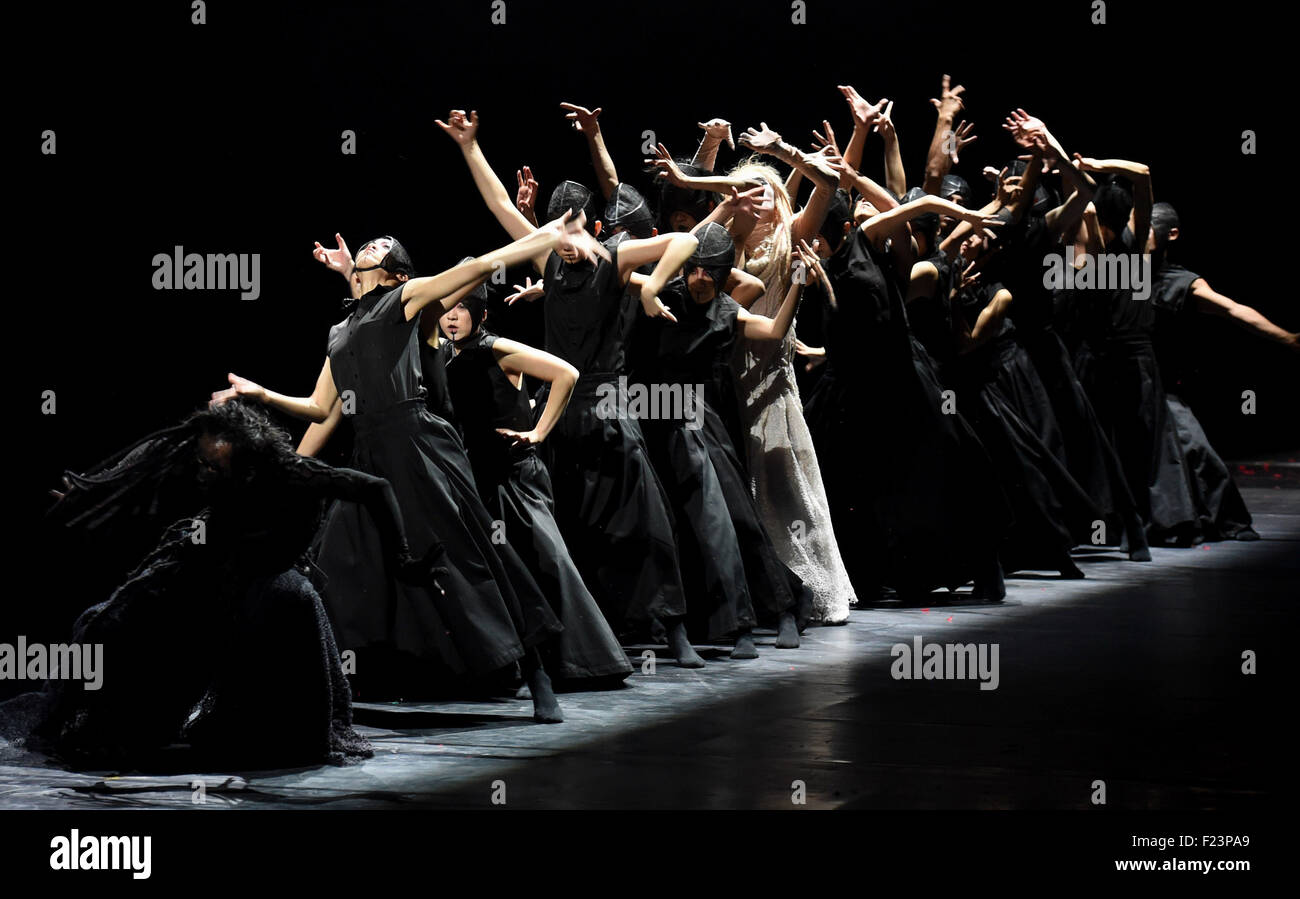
687;222;734;289
546;180;595;223
604;182;655;238
940;174;971;204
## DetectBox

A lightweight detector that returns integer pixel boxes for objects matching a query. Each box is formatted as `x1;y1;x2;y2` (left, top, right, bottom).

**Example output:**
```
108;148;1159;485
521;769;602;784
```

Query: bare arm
957;288;1013;354
692;118;734;172
212;358;339;424
1189;279;1300;350
297;396;343;457
561;102;618;200
491;337;581;443
922;74;966;195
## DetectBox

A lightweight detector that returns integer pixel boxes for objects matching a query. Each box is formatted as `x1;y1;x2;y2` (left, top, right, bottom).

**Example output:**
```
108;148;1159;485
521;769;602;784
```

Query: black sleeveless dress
803;227;1007;597
535;247;688;637
1150;261;1256;539
437;330;633;682
316;283;561;692
640;279;814;640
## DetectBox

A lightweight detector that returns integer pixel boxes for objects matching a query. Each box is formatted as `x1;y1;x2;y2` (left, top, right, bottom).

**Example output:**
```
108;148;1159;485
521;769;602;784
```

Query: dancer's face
196;433;234;492
854;199;879;224
685;265;718;304
440;303;475;341
355;238;395;269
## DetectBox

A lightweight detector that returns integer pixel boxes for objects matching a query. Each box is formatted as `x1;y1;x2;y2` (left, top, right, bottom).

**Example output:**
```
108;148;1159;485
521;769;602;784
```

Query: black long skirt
644;397;814;642
1166;394;1256;539
315;401;561;686
1074;341;1199;541
804;342;1009;598
541;376;688;637
480;450;633;682
1019;327;1148;550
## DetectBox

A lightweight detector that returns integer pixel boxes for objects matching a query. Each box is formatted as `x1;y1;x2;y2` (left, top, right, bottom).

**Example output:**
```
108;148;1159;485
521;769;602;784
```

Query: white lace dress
730;226;856;623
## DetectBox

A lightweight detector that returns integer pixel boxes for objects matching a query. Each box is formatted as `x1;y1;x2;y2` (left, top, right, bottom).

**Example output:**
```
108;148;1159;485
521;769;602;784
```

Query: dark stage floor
2;486;1291;810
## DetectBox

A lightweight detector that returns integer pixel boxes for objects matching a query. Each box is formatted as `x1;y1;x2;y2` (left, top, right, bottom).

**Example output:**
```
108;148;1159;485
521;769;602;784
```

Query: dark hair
1092;181;1133;235
1150;201;1180;248
819;189;853;252
357;236;416;278
186;399;295;480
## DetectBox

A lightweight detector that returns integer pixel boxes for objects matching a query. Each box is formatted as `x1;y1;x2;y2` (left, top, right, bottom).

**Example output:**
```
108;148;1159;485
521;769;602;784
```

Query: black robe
640;279;814;640
316;283;561;694
1150;262;1256;539
435;330;633;682
534;247;688;636
803;228;1008;597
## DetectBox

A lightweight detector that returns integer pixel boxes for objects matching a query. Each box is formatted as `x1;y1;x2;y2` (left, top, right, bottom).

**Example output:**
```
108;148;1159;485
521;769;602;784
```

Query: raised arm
836;85;886;175
647;142;764;194
437;109;550;271
401;216;578;320
212;358;339;424
957;288;1013;354
693;118;735;171
739;122;839;245
490;338;581;445
1075;156;1152;250
874;101;908;198
561;102;618;200
922;74;967;195
862;194;1000;244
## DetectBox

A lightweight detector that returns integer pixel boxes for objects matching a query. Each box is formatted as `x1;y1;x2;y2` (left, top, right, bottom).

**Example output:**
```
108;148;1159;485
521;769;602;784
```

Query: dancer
1148;201;1298;539
647;117;858;623
802;180;1010;599
433;278;635;685
216;220;582;720
21;399;434;768
636;223;816;654
440;107;708;666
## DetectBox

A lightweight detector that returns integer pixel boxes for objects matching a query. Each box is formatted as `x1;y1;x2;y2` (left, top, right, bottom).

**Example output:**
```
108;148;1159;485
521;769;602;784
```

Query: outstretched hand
435;108;479;146
644;142;687;185
516;165;539;223
560;102;602;135
505;276;545;306
313;233;353;277
210;372;267;407
930;74;966;118
698;117;735;150
838;85;887;127
496;427;543;447
739;122;783;154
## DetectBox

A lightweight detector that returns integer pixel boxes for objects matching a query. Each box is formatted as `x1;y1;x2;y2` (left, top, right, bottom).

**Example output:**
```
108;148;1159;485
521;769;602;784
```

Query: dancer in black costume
801;183;1010;600
217;221;581;721
440;107;709;667
636;223;816;656
13;400;436;768
1148;202;1298;540
1058;157;1200;544
431;280;634;685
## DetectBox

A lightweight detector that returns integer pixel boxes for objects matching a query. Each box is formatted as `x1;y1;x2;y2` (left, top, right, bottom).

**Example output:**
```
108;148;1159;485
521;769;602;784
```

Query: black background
7;0;1294;654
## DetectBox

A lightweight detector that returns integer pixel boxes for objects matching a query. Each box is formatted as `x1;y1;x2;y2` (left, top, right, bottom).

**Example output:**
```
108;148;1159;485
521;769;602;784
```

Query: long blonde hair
729;158;794;302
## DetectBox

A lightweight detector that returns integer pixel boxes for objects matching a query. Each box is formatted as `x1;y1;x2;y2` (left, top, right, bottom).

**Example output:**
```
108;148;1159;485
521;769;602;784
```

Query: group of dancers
12;76;1296;770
